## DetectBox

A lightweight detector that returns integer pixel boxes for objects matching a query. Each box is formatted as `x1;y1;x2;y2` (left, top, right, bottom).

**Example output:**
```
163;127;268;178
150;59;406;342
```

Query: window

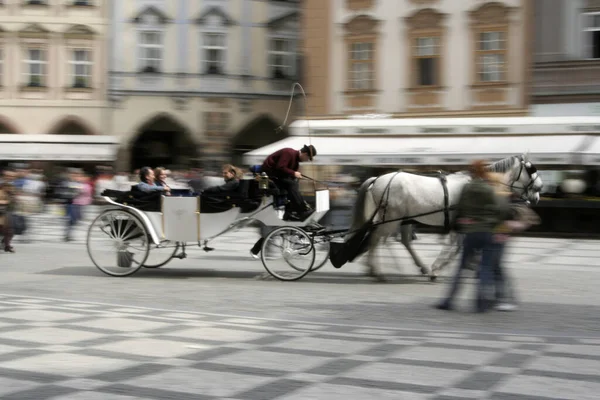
583;13;600;59
139;30;162;72
73;1;90;5
349;42;374;90
202;33;225;74
27;0;46;4
476;31;506;82
414;37;439;86
268;38;295;79
70;49;91;88
24;48;46;87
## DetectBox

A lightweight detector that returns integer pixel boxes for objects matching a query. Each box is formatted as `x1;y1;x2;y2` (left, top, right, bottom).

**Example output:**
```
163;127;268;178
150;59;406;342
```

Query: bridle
509;155;541;201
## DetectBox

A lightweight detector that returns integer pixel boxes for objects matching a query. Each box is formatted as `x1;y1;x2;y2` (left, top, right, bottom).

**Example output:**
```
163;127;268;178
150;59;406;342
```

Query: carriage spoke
87;209;149;277
261;227;315;281
121;226;143;242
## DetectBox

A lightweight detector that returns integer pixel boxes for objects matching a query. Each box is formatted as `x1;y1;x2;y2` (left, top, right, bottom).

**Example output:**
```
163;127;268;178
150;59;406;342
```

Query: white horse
346;154;544;281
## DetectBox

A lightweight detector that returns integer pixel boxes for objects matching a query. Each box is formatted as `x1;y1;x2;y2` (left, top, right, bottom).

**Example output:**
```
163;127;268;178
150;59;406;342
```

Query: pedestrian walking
435;161;510;313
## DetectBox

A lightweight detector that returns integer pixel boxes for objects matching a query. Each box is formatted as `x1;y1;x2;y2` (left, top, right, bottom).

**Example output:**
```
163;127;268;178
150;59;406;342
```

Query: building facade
0;0;108;138
109;0;302;171
302;0;532;118
531;0;600;117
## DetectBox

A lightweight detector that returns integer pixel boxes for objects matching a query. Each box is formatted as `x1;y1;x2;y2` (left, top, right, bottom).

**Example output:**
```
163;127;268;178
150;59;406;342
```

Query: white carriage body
103;189;330;245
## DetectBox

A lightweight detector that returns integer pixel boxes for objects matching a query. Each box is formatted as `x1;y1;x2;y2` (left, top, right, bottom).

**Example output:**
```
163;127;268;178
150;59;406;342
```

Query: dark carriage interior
100;179;284;214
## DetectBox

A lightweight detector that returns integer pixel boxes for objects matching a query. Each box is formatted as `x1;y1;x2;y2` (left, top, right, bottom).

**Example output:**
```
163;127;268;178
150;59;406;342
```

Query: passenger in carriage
153;167;170;190
136;167;171;195
260;144;317;221
202;164;242;195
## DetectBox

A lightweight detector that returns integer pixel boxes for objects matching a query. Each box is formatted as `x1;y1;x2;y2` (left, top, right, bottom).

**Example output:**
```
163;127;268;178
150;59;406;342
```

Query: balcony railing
532;61;600;96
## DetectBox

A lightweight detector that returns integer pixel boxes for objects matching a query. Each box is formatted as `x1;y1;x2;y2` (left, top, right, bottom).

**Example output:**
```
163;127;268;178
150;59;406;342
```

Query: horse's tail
348;177;377;237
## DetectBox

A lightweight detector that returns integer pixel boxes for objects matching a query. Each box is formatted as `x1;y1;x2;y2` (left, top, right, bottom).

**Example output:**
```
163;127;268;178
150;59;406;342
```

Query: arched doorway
130;113;198;170
47;116;96;135
231;115;287;166
0;116;21;134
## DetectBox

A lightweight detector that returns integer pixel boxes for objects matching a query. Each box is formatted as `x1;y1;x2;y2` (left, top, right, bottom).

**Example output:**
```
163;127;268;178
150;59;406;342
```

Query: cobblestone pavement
1;211;599;399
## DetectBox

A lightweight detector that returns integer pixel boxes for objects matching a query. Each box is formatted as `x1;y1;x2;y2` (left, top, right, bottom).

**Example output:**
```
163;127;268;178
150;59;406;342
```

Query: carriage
86;176;333;281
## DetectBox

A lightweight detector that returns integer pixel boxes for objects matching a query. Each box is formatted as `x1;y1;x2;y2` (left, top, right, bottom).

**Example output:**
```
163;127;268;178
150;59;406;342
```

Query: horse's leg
366;229;386;282
386;234;404;275
430;232;461;281
400;224;429;276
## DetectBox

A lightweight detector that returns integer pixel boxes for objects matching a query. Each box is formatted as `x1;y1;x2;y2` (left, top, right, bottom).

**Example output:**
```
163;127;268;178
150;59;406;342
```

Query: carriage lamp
259;172;269;191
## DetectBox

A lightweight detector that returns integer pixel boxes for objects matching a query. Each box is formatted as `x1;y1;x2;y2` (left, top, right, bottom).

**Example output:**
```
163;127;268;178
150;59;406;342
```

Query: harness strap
438;175;450;233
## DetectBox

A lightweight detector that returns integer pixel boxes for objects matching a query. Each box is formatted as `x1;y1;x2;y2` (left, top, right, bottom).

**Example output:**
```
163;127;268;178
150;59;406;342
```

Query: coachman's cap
301;144;317;160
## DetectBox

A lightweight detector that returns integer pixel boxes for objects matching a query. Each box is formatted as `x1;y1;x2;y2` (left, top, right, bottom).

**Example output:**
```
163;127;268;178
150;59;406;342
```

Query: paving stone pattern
0;295;596;400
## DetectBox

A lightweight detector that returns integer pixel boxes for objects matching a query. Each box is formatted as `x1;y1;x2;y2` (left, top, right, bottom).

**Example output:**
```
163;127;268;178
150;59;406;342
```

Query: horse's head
508;153;543;204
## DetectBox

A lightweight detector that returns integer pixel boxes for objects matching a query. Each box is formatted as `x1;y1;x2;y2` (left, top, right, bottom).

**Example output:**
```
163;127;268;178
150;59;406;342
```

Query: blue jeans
65;204;82;239
442;231;497;310
492;240;516;303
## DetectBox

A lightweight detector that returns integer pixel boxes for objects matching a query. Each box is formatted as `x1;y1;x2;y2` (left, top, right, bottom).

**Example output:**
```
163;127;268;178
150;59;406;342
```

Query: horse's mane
487;156;518;173
453;155;517;176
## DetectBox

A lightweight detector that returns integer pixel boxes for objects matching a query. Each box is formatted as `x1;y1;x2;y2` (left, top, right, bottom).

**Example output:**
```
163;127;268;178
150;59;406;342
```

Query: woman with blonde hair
202;164;243;195
154;167;170;189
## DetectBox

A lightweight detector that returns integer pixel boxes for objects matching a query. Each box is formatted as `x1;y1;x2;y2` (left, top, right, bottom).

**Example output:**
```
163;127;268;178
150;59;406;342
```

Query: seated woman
202;164;242;196
137;166;170;195
154;167;171;189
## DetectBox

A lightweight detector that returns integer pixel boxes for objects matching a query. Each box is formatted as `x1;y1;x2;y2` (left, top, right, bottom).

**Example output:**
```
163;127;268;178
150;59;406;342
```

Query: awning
289;116;600;136
0;134;119;162
581;136;600;165
243;135;589;166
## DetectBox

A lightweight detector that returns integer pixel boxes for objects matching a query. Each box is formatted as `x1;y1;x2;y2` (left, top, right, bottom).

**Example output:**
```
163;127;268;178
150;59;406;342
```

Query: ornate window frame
469;2;515;88
132;6;171;74
63;25;95;91
469;2;516;107
18;24;50;92
404;8;447;110
266;11;299;80
343;15;379;92
343;14;380;111
582;11;600;59
195;7;235;75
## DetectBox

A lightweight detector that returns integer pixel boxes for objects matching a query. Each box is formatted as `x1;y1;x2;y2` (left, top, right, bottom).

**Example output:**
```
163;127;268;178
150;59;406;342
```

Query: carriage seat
102;188;162;212
200;179;262;213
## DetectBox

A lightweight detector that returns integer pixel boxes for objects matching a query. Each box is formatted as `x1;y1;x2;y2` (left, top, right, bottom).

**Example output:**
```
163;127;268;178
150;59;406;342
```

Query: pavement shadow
38;266;441;285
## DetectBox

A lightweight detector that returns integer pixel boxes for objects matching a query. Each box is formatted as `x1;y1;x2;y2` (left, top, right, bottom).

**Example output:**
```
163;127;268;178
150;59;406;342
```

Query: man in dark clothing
202;164;241;195
261;144;317;221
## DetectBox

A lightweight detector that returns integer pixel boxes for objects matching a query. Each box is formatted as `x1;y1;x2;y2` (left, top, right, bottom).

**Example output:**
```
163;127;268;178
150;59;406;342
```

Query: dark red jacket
261;148;299;179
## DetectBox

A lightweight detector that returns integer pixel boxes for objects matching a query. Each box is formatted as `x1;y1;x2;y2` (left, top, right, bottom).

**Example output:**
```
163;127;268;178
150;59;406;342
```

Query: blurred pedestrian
0;182;15;252
435;160;510;313
489;176;541;311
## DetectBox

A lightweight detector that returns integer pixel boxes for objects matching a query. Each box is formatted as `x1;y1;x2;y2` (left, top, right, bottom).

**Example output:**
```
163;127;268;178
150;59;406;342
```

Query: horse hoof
420;267;429;275
429;275;437;282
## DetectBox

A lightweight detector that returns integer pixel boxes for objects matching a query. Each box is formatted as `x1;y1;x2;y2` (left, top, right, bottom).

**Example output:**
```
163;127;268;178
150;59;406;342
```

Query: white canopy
0;135;119;162
289;116;600;136
244;135;589;166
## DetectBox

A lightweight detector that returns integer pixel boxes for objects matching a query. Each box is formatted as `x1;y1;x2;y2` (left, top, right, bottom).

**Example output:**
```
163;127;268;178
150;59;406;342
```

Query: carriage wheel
143;241;179;268
261;226;315;281
87;209;149;277
309;236;330;272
